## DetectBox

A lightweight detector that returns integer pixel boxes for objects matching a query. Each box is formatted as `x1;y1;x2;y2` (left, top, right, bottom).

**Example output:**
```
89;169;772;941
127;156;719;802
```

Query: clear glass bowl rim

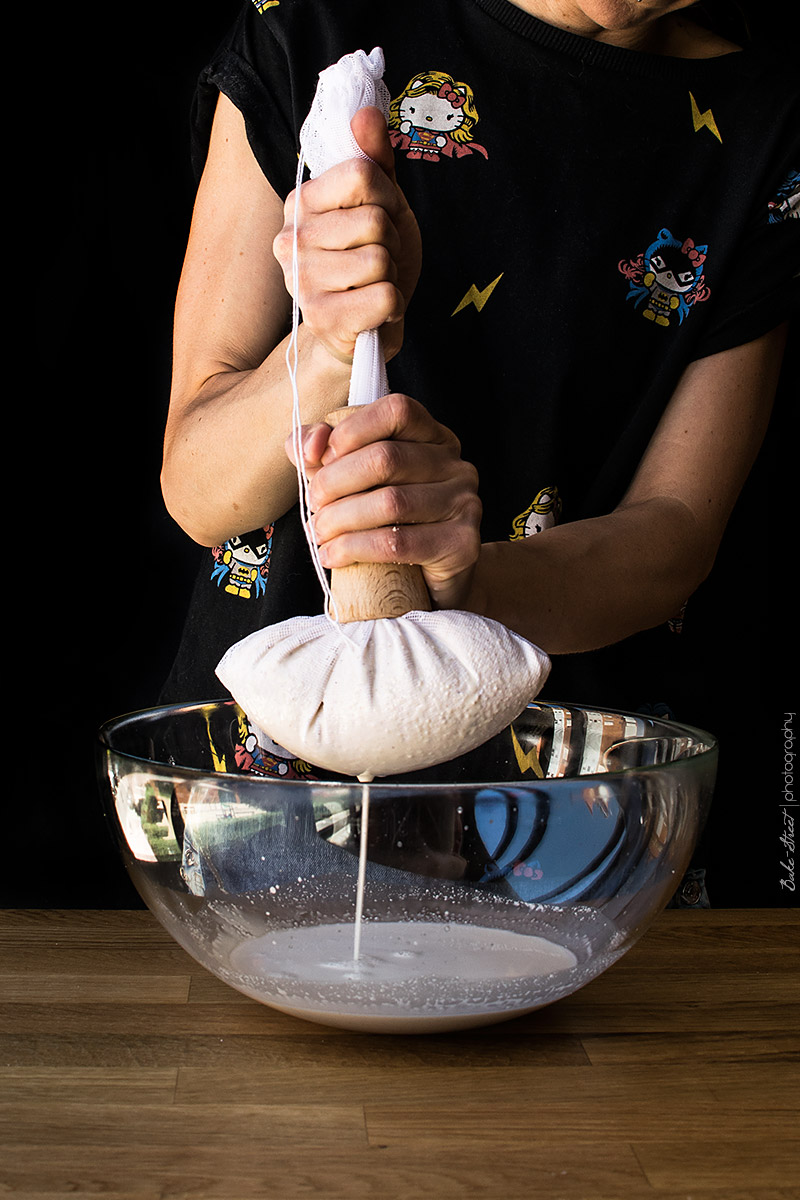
98;697;719;792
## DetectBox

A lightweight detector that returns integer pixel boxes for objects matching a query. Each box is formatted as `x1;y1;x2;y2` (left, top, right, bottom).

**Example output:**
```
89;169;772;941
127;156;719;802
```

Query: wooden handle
324;407;432;623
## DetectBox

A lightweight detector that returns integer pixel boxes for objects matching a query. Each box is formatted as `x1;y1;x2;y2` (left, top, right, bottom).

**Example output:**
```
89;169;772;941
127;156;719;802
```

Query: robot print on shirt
388;71;488;162
509;487;562;540
233;711;317;781
768;169;800;223
211;525;274;599
619;229;711;327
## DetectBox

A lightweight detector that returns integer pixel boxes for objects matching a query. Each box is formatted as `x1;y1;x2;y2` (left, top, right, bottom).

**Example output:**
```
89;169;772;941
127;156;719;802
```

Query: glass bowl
98;699;716;1033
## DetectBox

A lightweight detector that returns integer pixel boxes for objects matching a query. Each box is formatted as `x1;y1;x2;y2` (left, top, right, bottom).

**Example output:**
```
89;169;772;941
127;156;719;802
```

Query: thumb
351;105;396;179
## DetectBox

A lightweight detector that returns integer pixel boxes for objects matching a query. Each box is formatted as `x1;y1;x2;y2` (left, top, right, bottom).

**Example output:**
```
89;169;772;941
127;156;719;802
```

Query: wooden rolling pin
325;407;432;623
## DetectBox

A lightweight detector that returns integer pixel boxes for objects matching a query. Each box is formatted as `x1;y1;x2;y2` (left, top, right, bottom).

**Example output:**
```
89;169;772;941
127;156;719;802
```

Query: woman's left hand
286;393;482;610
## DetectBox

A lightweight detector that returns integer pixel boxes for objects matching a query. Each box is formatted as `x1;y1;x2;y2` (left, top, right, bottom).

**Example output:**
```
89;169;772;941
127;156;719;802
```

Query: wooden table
1;908;797;1199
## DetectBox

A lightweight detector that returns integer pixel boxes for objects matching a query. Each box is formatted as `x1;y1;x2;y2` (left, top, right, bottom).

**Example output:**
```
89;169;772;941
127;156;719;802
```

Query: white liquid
189;774;614;1032
352;783;370;960
218;787;587;1032
228;919;579;1032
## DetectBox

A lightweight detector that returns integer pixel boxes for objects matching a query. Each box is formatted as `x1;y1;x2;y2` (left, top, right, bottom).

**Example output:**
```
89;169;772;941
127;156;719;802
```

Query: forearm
466;496;715;655
467;330;785;654
161;325;352;547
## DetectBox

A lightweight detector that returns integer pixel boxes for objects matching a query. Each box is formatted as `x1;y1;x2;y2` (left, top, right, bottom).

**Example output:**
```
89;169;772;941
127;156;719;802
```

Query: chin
567;0;695;32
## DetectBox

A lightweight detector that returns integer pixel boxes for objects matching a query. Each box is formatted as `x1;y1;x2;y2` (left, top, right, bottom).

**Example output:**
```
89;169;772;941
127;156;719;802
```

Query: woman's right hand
272;106;422;365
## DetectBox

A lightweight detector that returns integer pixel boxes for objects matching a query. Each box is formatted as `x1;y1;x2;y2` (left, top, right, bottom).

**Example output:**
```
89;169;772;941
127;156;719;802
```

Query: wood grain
1;908;797;1199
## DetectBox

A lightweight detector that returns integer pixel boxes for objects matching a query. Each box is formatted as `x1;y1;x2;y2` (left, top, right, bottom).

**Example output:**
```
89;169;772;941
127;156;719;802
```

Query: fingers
308;397;465;519
286;399;463;508
274;160;405;288
320;394;461;464
273;166;409;360
288;156;404;224
272;114;421;362
308;395;468;512
296;202;402;264
316;510;482;612
296;396;482;608
285;422;332;473
311;472;479;540
285;397;483;610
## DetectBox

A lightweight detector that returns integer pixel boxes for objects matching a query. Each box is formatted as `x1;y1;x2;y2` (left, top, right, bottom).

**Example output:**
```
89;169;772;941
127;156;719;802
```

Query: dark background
7;2;796;910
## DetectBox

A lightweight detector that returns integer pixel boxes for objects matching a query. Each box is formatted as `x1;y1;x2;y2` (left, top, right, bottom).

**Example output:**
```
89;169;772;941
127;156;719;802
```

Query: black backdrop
7;2;796;909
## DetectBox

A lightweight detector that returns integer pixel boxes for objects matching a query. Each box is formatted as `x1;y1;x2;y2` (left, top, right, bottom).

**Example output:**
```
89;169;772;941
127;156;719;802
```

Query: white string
285;148;342;626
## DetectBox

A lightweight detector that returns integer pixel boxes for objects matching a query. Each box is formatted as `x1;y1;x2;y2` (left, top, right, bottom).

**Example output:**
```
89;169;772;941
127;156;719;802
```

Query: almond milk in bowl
98;699;716;1033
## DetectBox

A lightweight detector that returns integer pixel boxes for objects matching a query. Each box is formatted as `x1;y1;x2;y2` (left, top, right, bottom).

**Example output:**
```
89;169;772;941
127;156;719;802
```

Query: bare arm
161;95;420;546
300;326;786;653
469;325;786;652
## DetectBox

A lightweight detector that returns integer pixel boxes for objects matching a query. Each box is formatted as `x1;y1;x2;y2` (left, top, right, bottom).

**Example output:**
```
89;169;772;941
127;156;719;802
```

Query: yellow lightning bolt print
511;724;544;778
253;0;280;12
203;710;228;773
452;273;504;316
689;92;722;143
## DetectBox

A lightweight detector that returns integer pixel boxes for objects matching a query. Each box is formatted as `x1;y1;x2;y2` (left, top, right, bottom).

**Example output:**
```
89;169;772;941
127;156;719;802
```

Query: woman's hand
273;106;422;365
287;394;483;611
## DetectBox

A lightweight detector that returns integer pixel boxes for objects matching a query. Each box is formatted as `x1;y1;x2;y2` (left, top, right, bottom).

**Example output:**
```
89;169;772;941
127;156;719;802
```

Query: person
159;0;798;902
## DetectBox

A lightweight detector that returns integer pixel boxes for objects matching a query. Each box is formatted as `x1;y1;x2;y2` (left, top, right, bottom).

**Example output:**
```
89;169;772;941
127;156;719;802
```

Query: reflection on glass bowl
98;700;716;1033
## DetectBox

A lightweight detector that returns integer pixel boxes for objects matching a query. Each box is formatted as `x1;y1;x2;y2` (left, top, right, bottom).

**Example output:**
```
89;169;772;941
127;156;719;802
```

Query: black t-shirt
162;0;799;733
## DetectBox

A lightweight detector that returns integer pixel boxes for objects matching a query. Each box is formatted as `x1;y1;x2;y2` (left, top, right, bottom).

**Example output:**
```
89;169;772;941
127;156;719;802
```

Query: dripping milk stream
353;780;371;960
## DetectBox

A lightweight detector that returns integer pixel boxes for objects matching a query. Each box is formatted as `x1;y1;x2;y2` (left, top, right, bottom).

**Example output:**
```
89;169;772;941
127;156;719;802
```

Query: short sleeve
693;137;799;358
190;2;301;200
